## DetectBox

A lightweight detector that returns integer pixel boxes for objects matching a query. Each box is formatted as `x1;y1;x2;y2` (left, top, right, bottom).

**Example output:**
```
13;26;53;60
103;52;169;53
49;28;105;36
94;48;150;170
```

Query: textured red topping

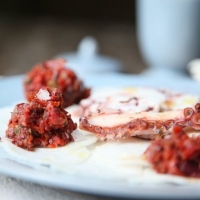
24;58;91;108
144;126;200;177
6;88;77;151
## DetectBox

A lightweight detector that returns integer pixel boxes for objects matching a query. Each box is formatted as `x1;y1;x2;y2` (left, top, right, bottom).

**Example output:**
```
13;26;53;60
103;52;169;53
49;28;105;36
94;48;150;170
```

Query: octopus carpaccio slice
75;87;200;140
79;103;200;140
72;87;199;117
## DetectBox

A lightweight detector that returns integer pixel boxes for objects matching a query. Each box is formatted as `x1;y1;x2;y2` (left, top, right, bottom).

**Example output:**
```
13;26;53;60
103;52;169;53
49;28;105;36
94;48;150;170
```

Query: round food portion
144;126;200;177
24;58;91;108
6;88;77;151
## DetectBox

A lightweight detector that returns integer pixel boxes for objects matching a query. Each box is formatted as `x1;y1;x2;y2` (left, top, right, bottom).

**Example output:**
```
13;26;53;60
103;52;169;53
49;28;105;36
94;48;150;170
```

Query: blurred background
0;0;146;76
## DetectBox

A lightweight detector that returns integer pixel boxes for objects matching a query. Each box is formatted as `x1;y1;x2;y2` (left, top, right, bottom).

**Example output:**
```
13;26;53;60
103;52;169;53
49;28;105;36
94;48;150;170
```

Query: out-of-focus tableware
55;36;123;78
136;0;200;72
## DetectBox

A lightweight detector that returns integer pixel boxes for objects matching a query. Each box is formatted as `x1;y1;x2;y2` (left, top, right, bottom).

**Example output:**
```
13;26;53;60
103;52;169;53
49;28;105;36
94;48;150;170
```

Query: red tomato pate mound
6;87;77;151
144;126;200;177
23;58;91;108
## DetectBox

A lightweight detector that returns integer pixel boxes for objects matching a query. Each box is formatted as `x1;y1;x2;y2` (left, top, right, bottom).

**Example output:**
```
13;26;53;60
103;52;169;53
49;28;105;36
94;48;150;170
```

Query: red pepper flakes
144;126;200;177
6;88;77;151
24;58;91;108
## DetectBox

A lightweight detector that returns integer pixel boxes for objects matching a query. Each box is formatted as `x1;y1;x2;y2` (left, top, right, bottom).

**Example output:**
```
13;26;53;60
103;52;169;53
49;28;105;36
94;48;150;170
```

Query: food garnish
24;58;91;108
145;126;200;177
6;88;77;151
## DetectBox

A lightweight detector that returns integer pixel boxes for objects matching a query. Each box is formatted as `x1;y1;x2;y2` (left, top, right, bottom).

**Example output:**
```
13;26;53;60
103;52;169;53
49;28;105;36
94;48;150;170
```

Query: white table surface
0;175;112;200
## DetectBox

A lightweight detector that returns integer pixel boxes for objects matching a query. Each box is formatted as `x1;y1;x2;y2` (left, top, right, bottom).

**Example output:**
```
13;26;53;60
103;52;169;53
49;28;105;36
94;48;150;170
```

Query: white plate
1;72;200;199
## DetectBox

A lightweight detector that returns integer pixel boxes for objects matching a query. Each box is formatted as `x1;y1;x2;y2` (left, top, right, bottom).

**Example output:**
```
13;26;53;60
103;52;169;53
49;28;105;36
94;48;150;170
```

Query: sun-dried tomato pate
144;126;200;177
24;58;91;108
6;88;77;151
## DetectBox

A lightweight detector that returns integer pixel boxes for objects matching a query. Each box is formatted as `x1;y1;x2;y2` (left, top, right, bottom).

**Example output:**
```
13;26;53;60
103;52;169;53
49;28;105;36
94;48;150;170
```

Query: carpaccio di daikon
1;86;200;184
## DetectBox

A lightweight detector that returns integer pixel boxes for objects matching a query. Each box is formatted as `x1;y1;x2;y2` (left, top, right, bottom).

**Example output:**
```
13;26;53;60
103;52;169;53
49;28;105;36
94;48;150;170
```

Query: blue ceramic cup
136;0;200;70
